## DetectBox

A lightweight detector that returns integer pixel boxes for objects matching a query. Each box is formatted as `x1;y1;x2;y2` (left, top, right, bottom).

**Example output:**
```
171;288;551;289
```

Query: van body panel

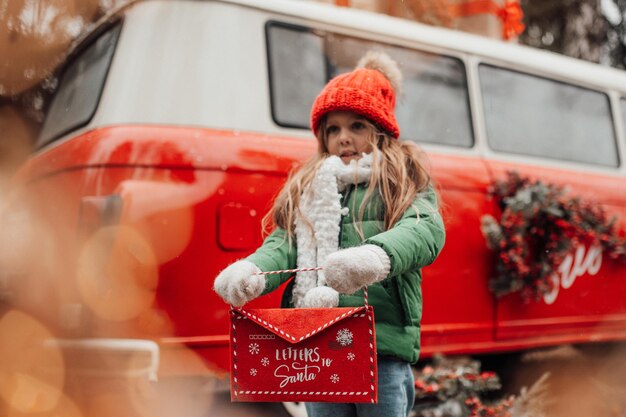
419;154;496;350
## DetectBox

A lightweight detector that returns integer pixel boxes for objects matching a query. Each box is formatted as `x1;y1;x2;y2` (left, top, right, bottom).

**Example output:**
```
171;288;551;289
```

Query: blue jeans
305;358;415;417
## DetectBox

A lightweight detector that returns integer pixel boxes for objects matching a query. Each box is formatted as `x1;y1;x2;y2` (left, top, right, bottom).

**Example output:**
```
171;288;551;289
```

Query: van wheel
282;402;307;417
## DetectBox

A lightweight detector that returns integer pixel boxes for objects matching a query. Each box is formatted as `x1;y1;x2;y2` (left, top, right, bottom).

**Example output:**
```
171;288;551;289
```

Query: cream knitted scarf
292;154;373;308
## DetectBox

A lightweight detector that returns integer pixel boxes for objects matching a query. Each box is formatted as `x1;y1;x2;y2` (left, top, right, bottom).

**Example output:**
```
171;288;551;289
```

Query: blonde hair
262;118;431;238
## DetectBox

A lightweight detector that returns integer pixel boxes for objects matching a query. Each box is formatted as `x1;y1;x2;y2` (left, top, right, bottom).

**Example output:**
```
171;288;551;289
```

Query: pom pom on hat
356;50;403;97
310;51;402;138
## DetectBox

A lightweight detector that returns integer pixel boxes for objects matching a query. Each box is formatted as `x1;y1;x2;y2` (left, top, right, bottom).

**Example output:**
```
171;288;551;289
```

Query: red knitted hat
310;51;402;139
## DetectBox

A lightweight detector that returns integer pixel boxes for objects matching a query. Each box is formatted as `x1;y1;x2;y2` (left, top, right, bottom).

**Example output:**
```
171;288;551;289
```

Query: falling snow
336;328;353;346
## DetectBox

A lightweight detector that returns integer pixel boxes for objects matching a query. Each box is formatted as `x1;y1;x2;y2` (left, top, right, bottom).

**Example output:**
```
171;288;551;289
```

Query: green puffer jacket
246;185;445;363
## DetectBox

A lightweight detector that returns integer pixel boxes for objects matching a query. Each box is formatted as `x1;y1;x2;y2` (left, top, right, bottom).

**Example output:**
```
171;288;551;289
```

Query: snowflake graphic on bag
249;343;260;355
336;328;353;346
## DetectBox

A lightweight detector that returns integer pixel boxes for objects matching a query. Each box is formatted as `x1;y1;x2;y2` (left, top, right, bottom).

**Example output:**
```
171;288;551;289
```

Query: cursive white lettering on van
274;362;320;388
543;245;602;305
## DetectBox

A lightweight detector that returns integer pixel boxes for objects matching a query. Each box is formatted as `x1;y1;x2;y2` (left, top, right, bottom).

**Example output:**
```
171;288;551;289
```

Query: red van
2;0;626;399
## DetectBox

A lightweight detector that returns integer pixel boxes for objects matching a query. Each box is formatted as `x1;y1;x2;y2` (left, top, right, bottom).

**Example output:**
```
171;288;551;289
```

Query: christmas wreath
481;171;626;301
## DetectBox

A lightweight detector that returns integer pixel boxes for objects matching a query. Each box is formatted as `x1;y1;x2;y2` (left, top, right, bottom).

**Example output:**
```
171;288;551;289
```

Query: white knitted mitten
323;244;391;295
213;260;265;306
302;286;340;308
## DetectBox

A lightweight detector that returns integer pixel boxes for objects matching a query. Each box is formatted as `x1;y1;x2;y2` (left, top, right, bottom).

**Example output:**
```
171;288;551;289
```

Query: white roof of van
219;0;626;93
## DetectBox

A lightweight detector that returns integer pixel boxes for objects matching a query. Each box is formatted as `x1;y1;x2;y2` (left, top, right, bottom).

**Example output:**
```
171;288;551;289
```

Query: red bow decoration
448;0;526;41
498;1;525;40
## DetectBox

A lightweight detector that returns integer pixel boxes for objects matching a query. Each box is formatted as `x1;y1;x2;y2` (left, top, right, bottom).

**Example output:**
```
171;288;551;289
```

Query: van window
38;23;122;147
267;23;473;147
267;23;327;129
479;64;618;167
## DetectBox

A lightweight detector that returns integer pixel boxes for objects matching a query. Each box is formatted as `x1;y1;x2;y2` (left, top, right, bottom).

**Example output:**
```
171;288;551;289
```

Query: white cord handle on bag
253;267;323;275
254;267;369;306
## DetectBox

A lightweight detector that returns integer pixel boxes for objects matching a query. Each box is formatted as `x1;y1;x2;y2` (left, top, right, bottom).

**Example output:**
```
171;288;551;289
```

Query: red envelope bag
229;290;378;403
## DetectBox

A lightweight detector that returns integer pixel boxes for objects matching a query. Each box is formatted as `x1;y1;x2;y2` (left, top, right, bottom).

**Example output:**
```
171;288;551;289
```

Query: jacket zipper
337;184;354;248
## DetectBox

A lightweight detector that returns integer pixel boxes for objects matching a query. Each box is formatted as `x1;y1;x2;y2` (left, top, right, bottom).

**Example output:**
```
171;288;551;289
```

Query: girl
214;51;445;417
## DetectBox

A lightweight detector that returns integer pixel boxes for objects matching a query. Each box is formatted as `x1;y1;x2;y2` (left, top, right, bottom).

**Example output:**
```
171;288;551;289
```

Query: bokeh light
0;310;65;414
77;225;158;322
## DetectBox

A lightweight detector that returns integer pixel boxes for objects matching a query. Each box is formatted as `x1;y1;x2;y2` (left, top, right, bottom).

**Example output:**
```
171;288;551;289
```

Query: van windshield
38;24;122;148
